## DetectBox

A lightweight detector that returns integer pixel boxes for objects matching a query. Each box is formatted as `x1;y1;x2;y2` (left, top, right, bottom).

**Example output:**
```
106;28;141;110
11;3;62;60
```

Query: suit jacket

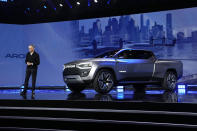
25;51;40;69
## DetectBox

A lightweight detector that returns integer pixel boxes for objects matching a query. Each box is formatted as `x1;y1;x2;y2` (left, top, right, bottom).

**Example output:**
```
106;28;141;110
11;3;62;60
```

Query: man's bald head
28;44;35;53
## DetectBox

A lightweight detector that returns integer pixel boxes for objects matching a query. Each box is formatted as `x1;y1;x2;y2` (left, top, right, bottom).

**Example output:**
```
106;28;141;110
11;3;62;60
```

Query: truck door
116;50;155;81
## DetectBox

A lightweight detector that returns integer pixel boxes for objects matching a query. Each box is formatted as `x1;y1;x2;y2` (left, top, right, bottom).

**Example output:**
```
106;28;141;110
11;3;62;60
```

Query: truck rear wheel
93;69;115;94
162;71;177;91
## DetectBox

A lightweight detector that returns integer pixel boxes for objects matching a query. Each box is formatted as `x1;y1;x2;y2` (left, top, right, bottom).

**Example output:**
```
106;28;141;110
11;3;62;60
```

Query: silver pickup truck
63;49;183;94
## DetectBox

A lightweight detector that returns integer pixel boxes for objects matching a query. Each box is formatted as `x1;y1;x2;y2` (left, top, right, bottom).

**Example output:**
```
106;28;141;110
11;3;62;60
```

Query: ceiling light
76;1;80;5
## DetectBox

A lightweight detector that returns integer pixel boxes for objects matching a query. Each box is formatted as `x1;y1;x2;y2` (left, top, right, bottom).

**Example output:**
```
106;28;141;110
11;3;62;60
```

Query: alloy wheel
166;72;177;90
98;72;114;91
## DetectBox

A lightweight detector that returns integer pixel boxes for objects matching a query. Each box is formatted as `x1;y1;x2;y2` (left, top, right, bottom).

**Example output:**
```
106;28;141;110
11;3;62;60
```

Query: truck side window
118;50;153;59
133;51;153;59
118;50;131;59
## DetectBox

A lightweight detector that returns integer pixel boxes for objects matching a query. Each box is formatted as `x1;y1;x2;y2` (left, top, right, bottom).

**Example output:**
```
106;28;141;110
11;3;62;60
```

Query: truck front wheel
93;69;115;94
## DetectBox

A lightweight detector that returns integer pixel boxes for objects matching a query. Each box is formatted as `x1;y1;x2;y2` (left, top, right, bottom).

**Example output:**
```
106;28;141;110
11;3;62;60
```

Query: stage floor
0;87;196;103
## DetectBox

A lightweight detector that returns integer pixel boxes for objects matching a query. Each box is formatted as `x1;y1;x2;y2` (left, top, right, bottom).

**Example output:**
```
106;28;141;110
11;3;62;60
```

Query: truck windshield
95;50;119;58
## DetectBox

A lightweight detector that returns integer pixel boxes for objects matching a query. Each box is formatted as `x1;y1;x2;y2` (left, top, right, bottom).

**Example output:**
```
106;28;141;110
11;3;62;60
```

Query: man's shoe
32;90;35;95
31;90;35;99
20;90;26;96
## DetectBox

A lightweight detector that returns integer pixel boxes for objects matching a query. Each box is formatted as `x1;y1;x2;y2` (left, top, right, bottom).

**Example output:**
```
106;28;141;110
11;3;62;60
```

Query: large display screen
0;7;197;87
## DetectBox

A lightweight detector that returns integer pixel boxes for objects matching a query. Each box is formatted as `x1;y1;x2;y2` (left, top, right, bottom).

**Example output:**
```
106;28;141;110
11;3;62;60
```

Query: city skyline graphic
75;7;197;47
77;13;197;46
79;7;197;37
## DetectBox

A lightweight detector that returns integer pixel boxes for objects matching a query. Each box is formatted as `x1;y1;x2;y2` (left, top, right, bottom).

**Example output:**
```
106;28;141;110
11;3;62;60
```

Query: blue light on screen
117;86;124;92
117;93;124;99
178;84;186;95
116;86;124;99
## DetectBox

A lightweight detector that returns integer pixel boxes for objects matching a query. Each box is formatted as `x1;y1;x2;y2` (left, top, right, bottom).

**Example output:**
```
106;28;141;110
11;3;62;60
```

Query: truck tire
67;84;86;92
93;69;115;94
162;71;177;91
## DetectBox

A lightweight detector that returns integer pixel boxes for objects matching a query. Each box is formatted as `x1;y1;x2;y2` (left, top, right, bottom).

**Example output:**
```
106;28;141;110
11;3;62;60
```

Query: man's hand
27;62;33;66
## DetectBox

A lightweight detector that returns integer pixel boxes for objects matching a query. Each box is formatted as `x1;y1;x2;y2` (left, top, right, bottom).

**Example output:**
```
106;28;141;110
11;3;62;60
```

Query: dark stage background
0;7;197;87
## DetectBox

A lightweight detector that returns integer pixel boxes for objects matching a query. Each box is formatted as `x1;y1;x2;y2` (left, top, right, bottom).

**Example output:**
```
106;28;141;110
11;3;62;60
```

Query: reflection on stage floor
0;85;197;103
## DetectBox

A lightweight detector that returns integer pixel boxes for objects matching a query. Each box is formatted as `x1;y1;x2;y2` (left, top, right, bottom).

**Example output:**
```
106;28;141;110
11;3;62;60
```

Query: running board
118;81;161;85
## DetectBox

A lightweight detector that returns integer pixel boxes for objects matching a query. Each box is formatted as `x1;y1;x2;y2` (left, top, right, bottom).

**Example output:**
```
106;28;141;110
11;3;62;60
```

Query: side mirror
149;56;156;62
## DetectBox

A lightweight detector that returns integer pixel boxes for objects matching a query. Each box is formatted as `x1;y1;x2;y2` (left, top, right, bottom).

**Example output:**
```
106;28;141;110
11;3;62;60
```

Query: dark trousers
24;68;37;91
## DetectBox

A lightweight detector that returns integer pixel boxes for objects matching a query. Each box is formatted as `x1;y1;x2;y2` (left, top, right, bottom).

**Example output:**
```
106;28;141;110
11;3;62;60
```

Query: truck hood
64;58;116;65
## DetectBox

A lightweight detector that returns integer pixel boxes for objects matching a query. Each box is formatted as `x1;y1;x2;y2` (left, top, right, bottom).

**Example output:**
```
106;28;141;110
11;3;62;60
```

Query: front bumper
63;65;97;84
63;75;86;84
63;75;93;84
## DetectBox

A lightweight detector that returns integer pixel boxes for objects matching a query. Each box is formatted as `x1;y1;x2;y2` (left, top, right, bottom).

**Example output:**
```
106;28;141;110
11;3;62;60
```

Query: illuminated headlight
76;62;92;69
63;65;66;70
63;64;76;70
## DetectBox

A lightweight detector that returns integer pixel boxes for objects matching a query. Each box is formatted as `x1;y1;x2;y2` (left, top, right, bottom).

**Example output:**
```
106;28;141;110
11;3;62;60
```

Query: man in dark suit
20;44;40;96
